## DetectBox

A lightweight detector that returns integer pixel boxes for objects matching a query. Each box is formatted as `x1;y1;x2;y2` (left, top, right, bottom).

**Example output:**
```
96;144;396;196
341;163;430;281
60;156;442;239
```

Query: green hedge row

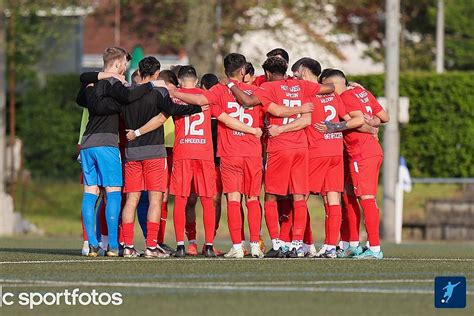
15;72;474;179
351;72;474;177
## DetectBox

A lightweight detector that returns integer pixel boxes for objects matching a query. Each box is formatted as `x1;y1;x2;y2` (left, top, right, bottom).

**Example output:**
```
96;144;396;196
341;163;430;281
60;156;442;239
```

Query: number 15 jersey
204;81;262;158
173;87;213;161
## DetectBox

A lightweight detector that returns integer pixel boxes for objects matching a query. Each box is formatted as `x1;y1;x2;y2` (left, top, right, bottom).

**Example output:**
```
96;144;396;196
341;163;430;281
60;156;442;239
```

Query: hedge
14;72;474;179
351;72;474;177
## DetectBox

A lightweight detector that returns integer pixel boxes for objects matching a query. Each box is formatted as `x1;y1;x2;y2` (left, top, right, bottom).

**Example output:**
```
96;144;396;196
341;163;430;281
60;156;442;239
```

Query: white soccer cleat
305;244;318;257
224;246;244;258
315;244;328;258
250;244;264;258
81;241;89;256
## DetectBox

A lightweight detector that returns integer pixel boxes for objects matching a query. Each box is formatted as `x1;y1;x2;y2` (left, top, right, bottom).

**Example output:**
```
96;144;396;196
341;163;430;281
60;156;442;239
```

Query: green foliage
17;75;82;179
350;72;474;177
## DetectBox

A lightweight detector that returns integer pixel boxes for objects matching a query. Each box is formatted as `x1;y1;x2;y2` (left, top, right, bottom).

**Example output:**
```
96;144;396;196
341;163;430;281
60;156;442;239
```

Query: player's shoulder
178;87;204;94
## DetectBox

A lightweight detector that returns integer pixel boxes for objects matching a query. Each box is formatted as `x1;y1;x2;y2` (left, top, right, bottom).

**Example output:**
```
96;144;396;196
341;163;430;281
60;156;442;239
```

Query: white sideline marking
0;278;445;295
0;257;473;265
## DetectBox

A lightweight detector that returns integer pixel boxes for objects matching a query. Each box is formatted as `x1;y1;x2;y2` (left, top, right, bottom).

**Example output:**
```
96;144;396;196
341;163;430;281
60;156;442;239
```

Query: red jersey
253;79;321;152
307;92;346;158
340;86;384;160
172;87;213;161
204;81;262;158
252;75;266;87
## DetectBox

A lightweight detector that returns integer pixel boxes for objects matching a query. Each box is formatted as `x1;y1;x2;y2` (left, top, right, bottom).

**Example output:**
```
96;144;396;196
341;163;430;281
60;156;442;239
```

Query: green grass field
0;237;472;316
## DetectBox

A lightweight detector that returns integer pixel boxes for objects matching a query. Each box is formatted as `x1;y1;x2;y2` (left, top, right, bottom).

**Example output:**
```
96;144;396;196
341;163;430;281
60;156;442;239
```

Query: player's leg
121;191;140;257
354;156;384;259
303;206;316;257
185;192;198;255
307;156;327;257
278;195;293;255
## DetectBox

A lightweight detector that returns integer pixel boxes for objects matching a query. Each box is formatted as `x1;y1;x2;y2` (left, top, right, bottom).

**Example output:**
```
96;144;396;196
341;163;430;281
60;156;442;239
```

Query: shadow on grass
0;248;81;257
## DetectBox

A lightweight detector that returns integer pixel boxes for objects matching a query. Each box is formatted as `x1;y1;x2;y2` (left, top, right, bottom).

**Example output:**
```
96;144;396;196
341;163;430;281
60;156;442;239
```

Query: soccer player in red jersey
252;48;290;87
170;53;313;258
317;69;389;259
227;56;335;258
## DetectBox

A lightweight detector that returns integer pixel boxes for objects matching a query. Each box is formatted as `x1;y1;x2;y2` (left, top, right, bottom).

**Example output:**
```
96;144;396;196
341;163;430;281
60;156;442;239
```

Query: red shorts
349;155;383;197
265;148;308;196
220;156;262;197
124;158;168;193
170;159;216;197
215;166;223;193
308;155;344;194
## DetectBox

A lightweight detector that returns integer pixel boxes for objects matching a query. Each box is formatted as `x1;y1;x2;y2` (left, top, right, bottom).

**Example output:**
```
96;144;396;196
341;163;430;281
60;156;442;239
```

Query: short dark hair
158;70;178;87
262;56;288;76
245;62;255;76
319;68;348;85
103;47;131;68
131;69;140;81
223;53;247;76
178;65;198;80
200;73;219;90
291;57;312;72
299;58;322;77
170;65;182;77
139;56;161;79
266;48;289;63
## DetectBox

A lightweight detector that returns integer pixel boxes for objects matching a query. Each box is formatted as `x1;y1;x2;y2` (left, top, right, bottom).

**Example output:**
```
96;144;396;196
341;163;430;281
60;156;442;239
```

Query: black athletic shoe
175;245;186;258
159;243;176;255
287;248;299;258
88;245;100;257
204;245;217;258
265;248;285;258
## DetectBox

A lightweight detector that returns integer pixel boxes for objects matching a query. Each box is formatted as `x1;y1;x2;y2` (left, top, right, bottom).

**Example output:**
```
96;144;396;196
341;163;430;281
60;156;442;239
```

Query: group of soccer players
76;46;389;260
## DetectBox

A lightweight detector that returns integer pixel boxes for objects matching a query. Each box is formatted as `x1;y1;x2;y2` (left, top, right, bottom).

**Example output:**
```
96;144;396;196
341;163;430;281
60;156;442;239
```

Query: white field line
0;278;456;295
0;257;473;265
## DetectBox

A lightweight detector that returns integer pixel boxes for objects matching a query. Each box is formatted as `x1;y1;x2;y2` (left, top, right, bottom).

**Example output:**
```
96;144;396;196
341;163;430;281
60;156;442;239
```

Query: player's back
341;86;383;160
173;87;213;161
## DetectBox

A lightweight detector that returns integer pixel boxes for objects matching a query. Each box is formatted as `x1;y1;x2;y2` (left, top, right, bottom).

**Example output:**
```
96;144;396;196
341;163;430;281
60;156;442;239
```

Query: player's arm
266;102;314;117
314;111;364;133
160;93;206;116
227;84;261;107
108;81;154;104
126;113;169;141
267;113;311;137
169;87;210;106
80;71;125;84
374;109;390;123
317;83;335;95
84;85;122;115
216;113;262;138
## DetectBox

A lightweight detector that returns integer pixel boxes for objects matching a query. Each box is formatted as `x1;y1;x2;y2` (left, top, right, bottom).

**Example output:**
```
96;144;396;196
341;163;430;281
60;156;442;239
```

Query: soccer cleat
265;248;285;258
321;248;337;258
224;246;244;259
287;246;305;258
204;245;217;258
175;245;186;258
353;248;384;260
250;244;264;258
81;241;89;256
106;249;119;257
305;244;318;258
87;245;100;257
144;247;170;259
315;245;327;258
187;243;198;256
242;242;250;256
258;237;266;253
201;244;222;256
280;244;290;257
158;243;175;255
123;246;140;258
337;246;363;258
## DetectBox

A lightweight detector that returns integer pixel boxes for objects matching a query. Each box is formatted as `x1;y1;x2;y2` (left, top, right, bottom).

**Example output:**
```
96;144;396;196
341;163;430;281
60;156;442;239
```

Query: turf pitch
0;237;472;316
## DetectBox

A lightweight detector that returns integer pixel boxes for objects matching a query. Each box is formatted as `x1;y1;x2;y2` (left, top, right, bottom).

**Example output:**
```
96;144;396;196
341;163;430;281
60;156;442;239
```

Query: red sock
81;214;88;241
264;201;279;240
122;222;135;246
146;221;159;248
303;210;313;244
327;204;342;246
173;196;188;243
323;202;329;244
157;202;168;244
246;200;261;243
292;200;307;241
342;193;361;242
240;205;246;241
201;197;216;244
99;196;108;235
185;222;197;241
360;198;380;247
278;202;292;242
227;201;242;244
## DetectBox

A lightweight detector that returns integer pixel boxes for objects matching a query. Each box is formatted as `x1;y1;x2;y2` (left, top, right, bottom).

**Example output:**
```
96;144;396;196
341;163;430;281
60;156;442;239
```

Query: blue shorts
80;147;123;187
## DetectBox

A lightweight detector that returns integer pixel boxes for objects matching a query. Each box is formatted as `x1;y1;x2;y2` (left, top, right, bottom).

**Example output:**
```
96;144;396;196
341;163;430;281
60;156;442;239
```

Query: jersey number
184;113;205;136
365;106;373;114
324;105;336;121
282;99;301;125
227;102;253;126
